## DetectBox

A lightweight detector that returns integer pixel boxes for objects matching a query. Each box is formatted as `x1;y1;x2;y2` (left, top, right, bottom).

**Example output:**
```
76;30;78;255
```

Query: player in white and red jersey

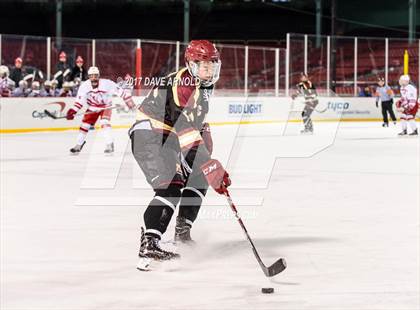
66;66;135;154
396;75;418;136
0;65;13;97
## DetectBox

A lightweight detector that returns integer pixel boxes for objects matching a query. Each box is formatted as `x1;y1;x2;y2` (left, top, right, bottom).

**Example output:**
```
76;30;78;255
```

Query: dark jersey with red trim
135;67;214;175
296;81;317;100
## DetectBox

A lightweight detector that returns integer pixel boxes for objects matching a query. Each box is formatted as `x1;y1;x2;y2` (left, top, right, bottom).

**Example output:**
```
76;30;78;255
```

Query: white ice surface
1;122;419;310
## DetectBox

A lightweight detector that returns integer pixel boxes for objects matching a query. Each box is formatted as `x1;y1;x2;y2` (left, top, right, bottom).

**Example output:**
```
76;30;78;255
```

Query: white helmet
63;81;74;89
18;80;28;88
0;65;9;77
399;74;410;86
88;66;100;76
31;81;40;90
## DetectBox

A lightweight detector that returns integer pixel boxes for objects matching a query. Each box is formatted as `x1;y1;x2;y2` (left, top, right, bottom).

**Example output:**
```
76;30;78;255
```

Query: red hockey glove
395;100;404;113
201;159;231;195
66;108;77;120
201;122;213;155
126;99;136;110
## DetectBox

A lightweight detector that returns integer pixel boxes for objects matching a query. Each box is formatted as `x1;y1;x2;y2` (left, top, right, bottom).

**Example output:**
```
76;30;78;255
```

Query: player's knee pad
178;187;206;225
182;186;206;201
144;185;182;238
100;118;111;128
80;122;91;132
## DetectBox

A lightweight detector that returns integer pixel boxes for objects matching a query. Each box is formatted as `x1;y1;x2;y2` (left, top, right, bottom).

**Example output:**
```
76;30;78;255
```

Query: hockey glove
201;159;231;195
126;99;136;110
66;108;77;120
201;122;213;155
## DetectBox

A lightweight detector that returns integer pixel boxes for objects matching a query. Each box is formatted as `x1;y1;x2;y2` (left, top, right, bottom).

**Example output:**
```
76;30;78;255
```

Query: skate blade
136;257;181;272
136;257;153;271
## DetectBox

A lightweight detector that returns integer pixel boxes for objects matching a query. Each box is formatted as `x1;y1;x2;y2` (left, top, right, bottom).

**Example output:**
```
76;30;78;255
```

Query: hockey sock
401;119;408;131
408;119;417;131
178;187;206;227
76;130;87;145
144;185;182;239
101;124;113;145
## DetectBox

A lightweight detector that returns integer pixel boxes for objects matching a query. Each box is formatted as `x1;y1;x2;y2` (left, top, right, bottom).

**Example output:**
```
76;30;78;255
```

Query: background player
374;77;396;127
291;73;318;134
66;66;135;154
129;40;231;269
0;65;14;97
396;75;418;136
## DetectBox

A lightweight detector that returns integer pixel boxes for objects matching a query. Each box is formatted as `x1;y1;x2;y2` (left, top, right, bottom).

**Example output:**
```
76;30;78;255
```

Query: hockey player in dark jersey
129;40;231;270
291;73;319;134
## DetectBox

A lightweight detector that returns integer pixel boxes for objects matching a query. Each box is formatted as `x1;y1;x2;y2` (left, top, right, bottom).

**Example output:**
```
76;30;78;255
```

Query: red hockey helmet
185;40;220;63
185;40;221;86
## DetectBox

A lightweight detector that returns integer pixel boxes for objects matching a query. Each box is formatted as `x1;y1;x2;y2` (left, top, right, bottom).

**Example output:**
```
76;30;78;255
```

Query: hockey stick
44;106;119;120
292;98;328;113
224;190;287;277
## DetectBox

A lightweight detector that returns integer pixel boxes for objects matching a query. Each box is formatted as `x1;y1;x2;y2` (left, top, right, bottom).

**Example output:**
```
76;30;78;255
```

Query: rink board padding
0;96;417;133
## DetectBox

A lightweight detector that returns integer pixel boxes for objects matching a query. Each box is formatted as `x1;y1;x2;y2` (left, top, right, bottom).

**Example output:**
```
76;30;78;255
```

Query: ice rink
1;121;419;310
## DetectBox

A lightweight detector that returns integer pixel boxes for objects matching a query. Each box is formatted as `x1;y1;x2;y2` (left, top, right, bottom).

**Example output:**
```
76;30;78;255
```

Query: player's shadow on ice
248;236;337;247
205;236;338;260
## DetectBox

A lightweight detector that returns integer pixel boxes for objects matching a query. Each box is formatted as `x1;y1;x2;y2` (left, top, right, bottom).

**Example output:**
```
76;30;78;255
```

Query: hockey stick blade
315;106;328;113
265;258;287;277
44;109;61;119
253;242;287;277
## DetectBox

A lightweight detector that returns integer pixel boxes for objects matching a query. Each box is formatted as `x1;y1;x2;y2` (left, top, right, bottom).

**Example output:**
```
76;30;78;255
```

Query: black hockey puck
261;287;274;294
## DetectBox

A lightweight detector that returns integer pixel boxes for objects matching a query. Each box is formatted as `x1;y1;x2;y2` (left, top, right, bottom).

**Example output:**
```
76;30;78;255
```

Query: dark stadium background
0;0;417;42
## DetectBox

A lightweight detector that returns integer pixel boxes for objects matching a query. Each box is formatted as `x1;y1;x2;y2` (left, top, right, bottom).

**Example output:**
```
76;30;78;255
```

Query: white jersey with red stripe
0;77;12;97
397;84;419;118
399;84;417;108
73;79;132;112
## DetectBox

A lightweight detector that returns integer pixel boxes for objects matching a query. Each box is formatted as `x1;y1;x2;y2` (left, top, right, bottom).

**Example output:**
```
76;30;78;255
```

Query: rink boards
0;96;417;133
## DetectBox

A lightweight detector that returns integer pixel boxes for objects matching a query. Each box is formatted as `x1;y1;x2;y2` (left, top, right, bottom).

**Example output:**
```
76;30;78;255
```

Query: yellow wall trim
1;118;419;134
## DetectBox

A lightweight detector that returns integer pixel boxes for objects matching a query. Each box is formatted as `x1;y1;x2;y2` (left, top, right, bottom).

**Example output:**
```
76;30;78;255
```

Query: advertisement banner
0;96;413;133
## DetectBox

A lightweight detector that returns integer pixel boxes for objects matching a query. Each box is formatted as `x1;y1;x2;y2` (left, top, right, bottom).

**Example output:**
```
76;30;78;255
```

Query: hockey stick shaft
44;106;118;120
223;190;286;277
292;98;327;113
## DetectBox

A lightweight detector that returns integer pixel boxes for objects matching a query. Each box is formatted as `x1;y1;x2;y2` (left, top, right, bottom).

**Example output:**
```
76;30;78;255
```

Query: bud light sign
228;102;262;115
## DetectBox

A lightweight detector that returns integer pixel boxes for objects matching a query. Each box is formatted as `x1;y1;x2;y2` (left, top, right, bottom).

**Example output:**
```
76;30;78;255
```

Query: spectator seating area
1;35;418;97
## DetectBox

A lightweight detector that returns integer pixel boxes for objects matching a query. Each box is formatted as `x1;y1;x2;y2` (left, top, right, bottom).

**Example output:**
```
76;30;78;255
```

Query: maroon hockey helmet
185;40;220;63
184;40;221;86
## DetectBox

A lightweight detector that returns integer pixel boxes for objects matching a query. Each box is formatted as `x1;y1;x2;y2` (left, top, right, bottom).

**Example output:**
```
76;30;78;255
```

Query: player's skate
174;216;195;244
69;141;86;154
137;228;180;271
398;129;407;136
104;142;114;154
300;127;313;135
409;129;418;136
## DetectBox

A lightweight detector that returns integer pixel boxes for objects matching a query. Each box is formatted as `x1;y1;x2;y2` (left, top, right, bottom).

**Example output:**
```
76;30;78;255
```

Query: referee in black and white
374;77;396;127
